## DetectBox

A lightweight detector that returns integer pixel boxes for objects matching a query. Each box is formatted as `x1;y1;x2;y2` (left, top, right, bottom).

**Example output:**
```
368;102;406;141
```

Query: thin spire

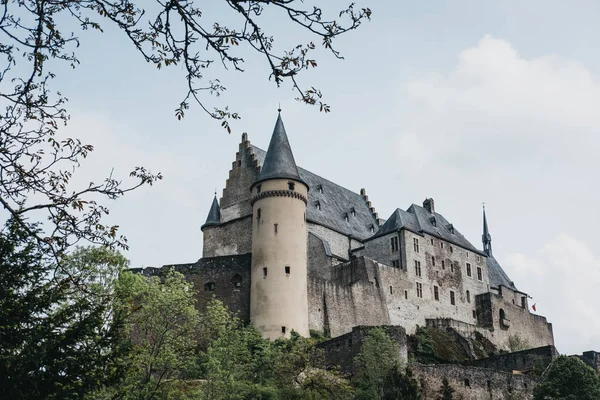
482;204;492;256
201;194;221;230
254;112;307;187
278;102;281;113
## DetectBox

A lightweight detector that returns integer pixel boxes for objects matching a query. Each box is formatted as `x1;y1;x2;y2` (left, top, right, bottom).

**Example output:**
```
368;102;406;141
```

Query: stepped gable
368;204;484;255
250;145;377;241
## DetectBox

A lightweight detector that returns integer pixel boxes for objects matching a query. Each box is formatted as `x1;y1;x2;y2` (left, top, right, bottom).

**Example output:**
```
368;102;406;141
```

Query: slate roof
254;113;306;187
201;195;221;230
487;255;517;290
250;145;378;241
368;204;485;255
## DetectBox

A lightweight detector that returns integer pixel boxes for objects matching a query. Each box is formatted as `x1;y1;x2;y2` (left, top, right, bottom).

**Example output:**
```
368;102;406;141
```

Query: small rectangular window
473;310;477;319
392;259;400;268
288;182;295;191
450;290;456;305
416;282;423;298
450;246;453;253
477;267;482;281
434;285;439;301
389;286;393;295
466;263;472;277
263;267;267;277
467;290;471;303
405;290;408;299
440;242;444;249
281;326;286;334
285;266;290;275
274;223;278;235
431;239;434;245
441;260;445;269
431;256;435;266
256;184;261;194
414;260;422;277
413;237;420;253
390;236;399;252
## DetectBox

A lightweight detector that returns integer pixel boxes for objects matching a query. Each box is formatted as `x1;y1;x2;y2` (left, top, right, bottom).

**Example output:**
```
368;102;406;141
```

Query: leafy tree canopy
534;355;600;400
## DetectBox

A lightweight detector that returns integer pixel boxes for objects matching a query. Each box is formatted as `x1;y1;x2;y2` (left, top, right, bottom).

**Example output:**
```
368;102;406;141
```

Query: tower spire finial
482;203;492;256
278;102;281;113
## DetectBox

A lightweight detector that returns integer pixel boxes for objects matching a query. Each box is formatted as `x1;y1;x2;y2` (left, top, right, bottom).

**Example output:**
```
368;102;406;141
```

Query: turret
250;112;309;339
201;194;221;257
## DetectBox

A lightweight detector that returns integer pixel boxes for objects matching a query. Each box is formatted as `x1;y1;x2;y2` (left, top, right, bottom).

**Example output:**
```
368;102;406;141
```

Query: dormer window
317;184;323;193
370;224;375;233
343;213;349;222
288;182;295;191
430;216;437;227
351;207;356;217
315;201;321;211
447;224;455;234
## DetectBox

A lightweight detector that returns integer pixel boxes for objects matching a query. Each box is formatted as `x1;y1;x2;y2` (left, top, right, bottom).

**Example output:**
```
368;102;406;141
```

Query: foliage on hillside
409;326;500;364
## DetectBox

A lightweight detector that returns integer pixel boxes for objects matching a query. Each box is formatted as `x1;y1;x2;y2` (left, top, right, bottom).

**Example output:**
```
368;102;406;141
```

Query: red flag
532;303;537;312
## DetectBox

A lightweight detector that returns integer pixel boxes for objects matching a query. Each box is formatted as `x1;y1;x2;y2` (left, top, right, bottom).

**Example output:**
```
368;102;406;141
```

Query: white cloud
504;234;600;355
398;35;600;170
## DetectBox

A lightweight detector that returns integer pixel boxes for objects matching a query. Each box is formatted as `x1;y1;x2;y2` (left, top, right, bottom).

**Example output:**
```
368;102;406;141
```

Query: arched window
499;308;506;320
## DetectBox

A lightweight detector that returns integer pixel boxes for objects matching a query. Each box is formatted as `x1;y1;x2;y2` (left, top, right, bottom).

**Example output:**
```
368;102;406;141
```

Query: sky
14;0;600;355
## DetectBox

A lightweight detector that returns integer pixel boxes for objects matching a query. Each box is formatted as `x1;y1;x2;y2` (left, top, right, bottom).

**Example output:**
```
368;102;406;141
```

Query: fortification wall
472;345;557;372
308;232;333;280
316;326;407;374
307;258;391;337
202;216;252;257
476;292;554;350
411;363;535;400
133;254;252;322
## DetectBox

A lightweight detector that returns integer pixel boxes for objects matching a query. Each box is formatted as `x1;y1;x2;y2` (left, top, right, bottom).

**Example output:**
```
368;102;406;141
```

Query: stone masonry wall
134;254;252;322
202;216;252;257
308;222;363;261
308;232;333;280
472;345;558;372
316;325;408;374
411;363;535;400
307;258;391;338
219;134;261;222
477;292;554;350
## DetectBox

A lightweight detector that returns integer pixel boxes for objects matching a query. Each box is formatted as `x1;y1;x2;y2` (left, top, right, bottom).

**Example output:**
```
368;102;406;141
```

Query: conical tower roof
201;195;221;230
254;113;307;187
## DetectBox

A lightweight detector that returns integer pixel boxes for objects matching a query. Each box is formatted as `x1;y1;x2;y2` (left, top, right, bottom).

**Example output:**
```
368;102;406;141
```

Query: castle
192;111;554;351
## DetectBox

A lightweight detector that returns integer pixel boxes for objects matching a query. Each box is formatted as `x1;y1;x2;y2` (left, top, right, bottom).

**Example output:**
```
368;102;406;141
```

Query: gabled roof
487;255;517;290
254;113;306;187
369;204;485;255
201;195;221;230
250;145;378;241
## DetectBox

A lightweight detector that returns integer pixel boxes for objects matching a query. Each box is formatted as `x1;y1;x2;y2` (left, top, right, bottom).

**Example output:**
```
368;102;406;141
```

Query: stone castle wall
411;363;535;400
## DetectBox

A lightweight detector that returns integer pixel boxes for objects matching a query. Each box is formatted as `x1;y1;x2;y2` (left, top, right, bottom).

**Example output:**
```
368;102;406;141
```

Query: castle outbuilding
167;112;554;350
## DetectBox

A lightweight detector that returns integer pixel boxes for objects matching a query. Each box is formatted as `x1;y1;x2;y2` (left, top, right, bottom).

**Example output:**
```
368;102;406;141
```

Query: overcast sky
46;1;600;355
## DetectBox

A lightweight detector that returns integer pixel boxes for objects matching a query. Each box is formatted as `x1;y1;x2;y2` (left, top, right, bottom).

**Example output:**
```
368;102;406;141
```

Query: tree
93;269;202;400
533;356;600;400
437;378;455;400
0;230;129;399
1;1;370;275
353;327;420;400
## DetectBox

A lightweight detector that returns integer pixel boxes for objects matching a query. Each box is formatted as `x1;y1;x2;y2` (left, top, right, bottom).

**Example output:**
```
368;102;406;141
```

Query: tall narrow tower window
274;223;278;235
257;208;262;222
288;182;295;191
281;326;286;334
263;267;268;277
285;266;290;275
256;184;262;194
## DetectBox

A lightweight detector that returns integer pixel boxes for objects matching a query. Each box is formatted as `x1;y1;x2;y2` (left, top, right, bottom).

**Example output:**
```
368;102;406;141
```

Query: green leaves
533;356;600;400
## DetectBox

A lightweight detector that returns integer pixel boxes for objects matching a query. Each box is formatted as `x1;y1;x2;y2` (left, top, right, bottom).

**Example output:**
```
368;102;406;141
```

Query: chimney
423;198;435;214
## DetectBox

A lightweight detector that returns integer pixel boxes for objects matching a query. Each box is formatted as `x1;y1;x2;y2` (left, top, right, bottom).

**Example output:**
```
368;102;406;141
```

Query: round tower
250;112;309;339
